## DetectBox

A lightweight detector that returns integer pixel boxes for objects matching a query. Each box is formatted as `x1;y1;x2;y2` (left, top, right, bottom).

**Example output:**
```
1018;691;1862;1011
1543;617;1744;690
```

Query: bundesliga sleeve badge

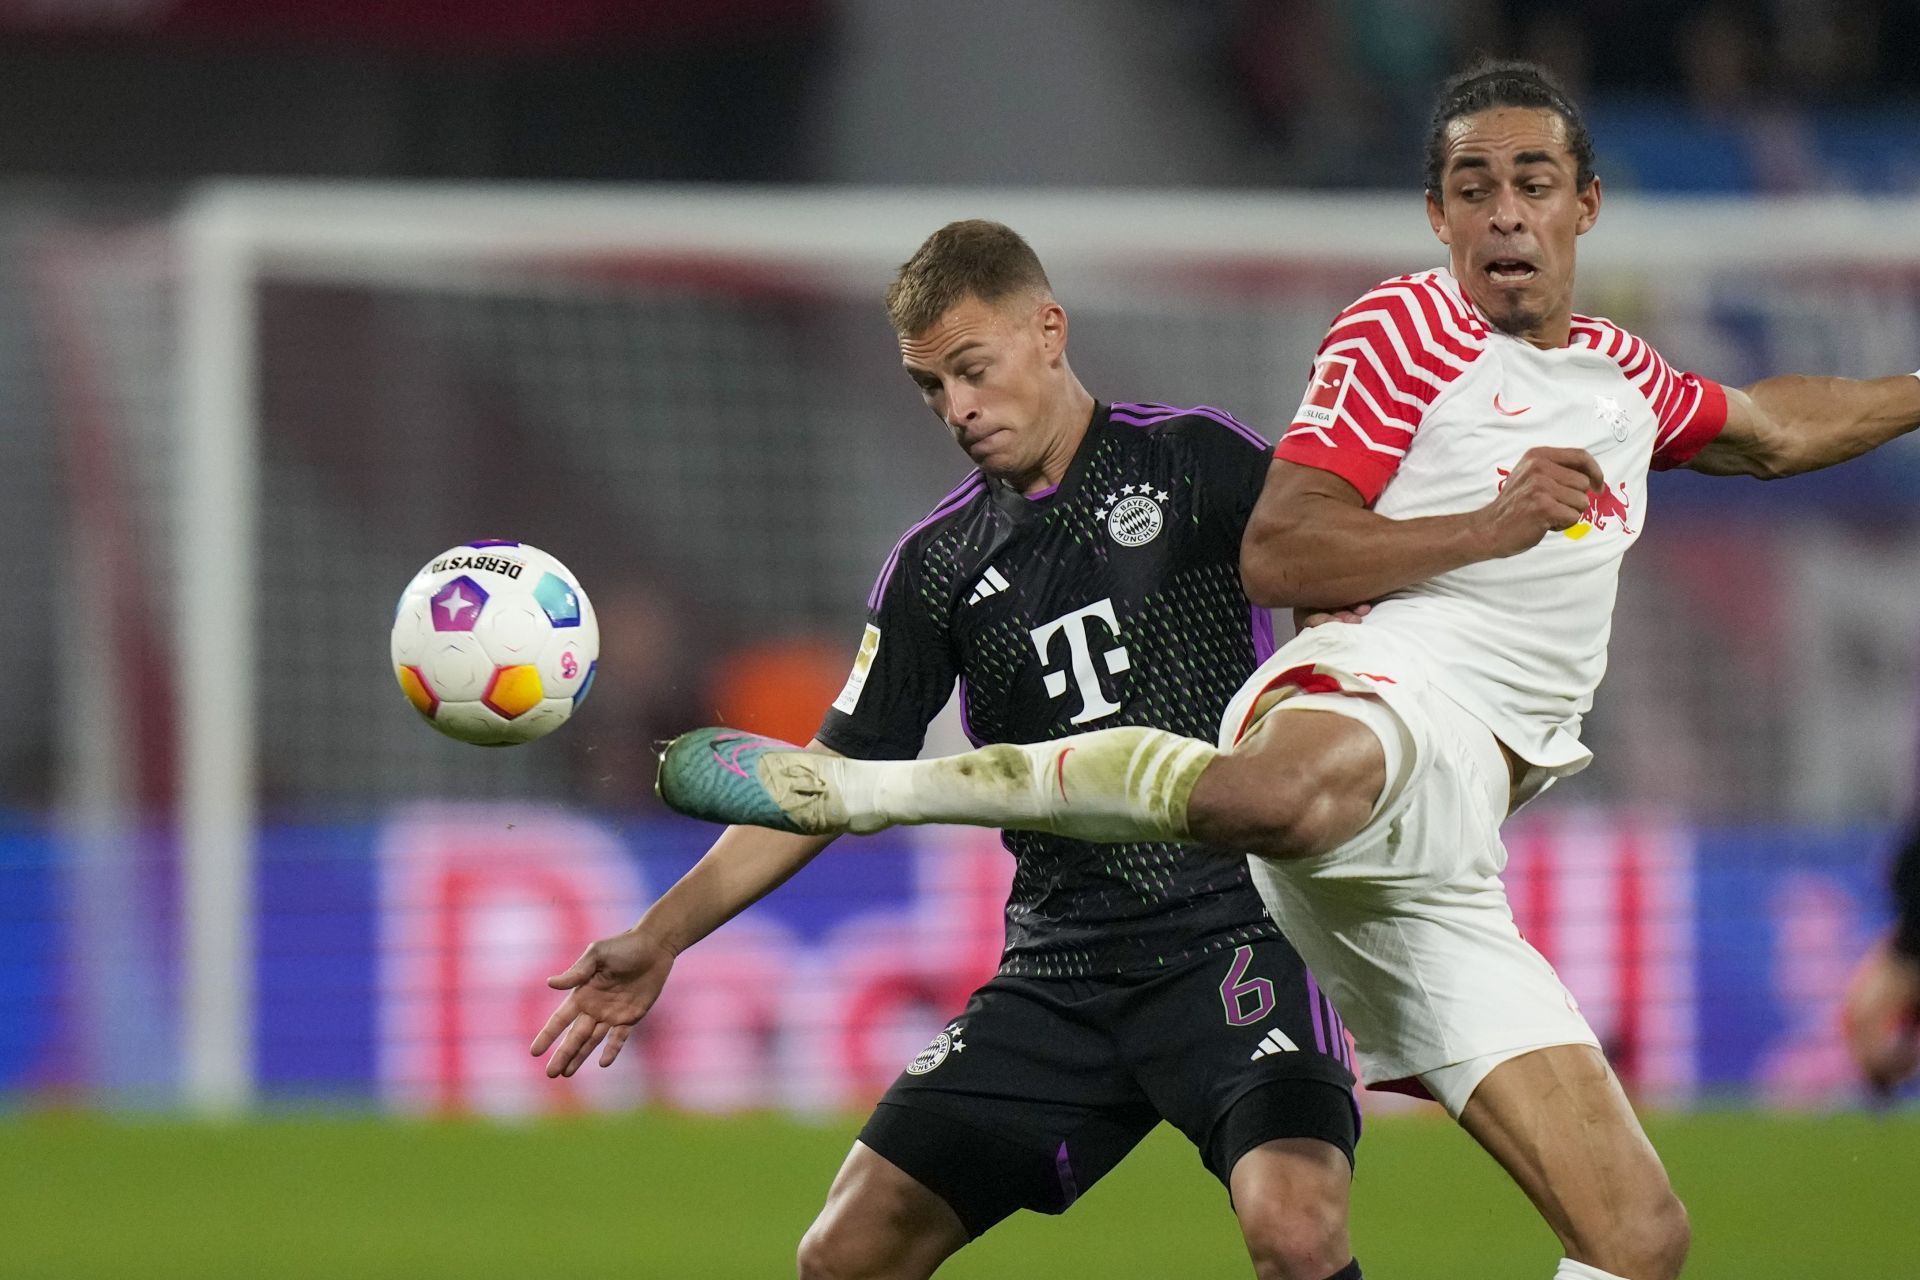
1295;354;1357;429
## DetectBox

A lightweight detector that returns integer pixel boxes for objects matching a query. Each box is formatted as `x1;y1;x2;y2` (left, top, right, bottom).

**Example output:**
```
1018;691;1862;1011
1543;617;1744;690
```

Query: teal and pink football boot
655;727;851;835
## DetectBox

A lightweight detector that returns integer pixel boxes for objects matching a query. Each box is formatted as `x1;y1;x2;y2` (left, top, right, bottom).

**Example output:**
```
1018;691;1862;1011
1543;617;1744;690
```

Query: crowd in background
1215;0;1920;188
2;1;1917;189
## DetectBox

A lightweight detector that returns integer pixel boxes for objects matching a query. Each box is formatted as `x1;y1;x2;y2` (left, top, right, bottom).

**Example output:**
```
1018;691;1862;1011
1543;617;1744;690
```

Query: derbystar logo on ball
390;540;599;746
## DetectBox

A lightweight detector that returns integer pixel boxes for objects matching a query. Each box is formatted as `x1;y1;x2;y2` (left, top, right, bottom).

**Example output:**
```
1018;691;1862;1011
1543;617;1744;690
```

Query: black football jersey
816;402;1286;977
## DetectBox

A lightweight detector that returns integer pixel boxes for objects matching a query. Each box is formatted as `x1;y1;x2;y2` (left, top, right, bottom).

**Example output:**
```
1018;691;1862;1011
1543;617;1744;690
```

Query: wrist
627;918;686;959
1458;504;1501;562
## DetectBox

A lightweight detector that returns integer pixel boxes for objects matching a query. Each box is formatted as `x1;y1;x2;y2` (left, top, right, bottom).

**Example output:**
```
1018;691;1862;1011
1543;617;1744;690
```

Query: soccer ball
390;541;599;746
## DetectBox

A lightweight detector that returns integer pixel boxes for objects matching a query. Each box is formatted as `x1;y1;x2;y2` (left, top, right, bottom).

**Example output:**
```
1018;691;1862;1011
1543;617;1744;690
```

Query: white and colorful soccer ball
390;541;599;746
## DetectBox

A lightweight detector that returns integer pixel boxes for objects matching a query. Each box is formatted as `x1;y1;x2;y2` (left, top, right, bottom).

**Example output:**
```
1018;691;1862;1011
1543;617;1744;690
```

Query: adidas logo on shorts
1248;1028;1300;1061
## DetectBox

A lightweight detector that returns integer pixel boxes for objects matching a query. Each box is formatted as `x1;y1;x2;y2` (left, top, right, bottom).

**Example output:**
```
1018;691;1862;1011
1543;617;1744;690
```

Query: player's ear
1037;299;1068;361
1425;189;1451;245
1575;175;1602;236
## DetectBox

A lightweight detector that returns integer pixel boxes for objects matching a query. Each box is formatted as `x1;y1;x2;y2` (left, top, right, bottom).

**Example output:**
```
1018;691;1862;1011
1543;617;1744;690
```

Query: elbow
1750;448;1799;482
1746;441;1796;481
1242;565;1298;610
1747;412;1815;480
1240;519;1312;608
1705;439;1794;482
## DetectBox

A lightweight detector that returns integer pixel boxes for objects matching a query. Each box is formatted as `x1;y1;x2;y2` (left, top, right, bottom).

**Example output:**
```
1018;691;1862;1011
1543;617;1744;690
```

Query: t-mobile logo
1029;598;1130;724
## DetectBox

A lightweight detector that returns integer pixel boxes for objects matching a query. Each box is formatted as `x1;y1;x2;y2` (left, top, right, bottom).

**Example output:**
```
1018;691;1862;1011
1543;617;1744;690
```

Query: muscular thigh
856;977;1160;1239
1192;706;1389;860
1197;634;1432;861
807;1141;969;1279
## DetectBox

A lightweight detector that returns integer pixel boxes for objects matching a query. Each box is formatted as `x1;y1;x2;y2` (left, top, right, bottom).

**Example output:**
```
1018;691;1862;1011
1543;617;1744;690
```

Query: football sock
817;725;1216;841
1554;1262;1628;1280
1321;1261;1363;1280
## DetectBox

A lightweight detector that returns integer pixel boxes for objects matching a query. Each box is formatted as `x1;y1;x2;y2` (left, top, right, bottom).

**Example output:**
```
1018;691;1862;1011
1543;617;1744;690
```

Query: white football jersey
1275;268;1727;779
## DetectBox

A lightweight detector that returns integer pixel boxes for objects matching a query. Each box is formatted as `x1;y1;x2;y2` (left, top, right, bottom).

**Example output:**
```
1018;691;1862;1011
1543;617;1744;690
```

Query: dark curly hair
1424;59;1595;197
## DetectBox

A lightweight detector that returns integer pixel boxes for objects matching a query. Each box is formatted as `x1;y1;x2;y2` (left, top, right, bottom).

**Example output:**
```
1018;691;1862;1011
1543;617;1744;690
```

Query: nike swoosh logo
1055;747;1074;801
710;730;770;780
1493;393;1531;417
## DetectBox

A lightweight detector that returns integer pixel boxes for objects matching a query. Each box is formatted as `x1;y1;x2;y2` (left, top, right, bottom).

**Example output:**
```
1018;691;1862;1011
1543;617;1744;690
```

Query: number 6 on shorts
1219;944;1277;1026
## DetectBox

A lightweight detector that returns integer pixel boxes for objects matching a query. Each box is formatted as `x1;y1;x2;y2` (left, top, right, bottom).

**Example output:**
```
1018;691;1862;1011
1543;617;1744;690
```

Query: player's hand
530;928;677;1078
1295;602;1373;630
1475;447;1606;557
1841;935;1920;1094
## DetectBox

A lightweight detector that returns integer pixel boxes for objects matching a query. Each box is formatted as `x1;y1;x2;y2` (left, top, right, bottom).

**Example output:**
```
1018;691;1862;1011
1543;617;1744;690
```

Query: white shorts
1218;623;1599;1116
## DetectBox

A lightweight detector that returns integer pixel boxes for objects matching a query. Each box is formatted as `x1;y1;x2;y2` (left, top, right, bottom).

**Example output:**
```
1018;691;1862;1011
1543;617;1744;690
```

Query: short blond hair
885;220;1053;338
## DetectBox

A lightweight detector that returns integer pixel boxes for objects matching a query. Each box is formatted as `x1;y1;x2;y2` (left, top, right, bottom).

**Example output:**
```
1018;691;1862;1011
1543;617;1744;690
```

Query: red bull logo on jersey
1567;482;1635;539
1495;468;1635;540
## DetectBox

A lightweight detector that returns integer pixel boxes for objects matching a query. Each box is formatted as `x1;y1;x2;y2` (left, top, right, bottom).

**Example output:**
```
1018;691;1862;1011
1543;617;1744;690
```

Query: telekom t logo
1029;598;1130;724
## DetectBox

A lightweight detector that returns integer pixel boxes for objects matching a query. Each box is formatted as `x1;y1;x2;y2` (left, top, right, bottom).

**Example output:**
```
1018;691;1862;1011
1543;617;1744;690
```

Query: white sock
816;725;1217;841
1554;1261;1629;1280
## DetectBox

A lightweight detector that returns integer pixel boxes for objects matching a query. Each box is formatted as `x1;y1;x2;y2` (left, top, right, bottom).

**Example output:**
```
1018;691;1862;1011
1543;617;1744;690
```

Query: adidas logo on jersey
1249;1028;1299;1061
967;566;1010;605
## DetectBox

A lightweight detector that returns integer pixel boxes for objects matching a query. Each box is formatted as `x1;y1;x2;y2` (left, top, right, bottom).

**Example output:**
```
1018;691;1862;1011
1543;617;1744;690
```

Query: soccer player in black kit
532;221;1363;1280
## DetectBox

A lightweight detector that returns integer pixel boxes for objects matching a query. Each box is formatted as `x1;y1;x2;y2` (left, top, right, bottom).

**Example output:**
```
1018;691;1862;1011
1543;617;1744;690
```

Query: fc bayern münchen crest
1104;492;1164;547
906;1023;966;1075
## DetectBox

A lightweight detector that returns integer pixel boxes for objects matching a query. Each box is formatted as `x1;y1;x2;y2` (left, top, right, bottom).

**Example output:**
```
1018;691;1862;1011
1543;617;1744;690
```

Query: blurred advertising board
0;809;1907;1111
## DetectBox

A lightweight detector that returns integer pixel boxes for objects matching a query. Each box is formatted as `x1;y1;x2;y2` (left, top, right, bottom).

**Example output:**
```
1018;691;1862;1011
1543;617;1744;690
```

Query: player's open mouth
1485;260;1537;285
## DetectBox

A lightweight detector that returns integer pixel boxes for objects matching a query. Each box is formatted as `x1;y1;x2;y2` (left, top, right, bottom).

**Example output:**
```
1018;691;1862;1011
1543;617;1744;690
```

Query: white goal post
171;184;1920;1113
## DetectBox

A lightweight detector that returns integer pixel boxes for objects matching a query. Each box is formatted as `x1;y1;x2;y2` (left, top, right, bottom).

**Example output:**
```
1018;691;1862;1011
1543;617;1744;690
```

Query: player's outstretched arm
1241;452;1604;609
531;746;841;1077
1685;372;1920;479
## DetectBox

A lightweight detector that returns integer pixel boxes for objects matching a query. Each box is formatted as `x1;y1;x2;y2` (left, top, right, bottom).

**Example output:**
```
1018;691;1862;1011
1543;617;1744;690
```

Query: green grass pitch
4;1107;1913;1277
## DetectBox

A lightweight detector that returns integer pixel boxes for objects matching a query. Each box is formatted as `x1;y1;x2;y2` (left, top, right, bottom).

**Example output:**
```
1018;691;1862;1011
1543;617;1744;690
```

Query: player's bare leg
1455;1045;1689;1280
1229;1138;1359;1280
657;712;1383;862
1186;710;1386;861
796;1142;969;1280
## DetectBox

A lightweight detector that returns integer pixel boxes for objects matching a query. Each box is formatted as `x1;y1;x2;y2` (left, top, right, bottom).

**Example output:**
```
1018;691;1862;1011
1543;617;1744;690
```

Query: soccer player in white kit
657;62;1920;1279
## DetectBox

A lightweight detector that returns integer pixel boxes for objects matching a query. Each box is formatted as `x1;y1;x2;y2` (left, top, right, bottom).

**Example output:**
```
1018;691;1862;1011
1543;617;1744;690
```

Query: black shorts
856;937;1359;1238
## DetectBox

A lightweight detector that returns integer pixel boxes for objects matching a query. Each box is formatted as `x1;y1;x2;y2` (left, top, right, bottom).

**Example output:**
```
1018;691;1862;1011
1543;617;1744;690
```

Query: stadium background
3;3;1920;1276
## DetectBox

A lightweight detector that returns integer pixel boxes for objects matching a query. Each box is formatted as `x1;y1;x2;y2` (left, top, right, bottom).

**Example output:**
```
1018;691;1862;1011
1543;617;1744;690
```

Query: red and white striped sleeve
1574;318;1728;470
1275;273;1485;504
